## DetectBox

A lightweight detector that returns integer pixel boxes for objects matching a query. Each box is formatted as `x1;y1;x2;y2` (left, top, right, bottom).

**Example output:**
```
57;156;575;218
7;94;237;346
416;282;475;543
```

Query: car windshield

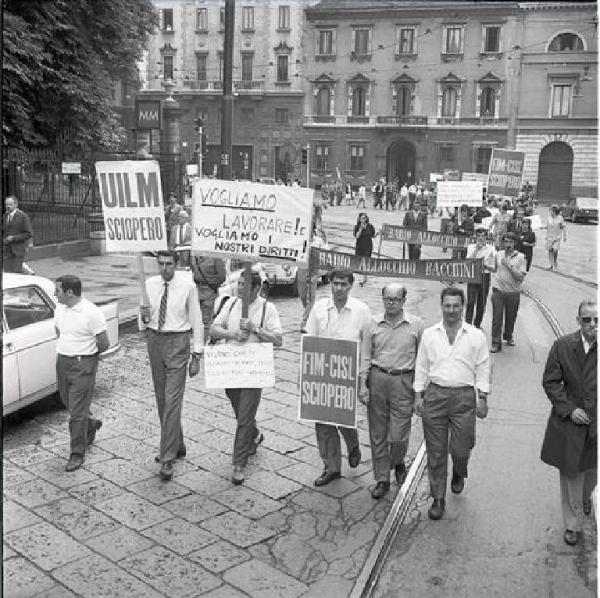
576;198;597;210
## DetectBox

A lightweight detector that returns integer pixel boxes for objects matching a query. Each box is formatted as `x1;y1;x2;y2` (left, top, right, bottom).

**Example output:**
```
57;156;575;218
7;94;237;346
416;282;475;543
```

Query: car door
2;322;20;409
3;285;57;405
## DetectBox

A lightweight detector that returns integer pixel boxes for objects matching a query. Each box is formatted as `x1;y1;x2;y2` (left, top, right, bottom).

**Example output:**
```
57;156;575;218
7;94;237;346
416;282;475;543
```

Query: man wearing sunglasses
541;299;597;546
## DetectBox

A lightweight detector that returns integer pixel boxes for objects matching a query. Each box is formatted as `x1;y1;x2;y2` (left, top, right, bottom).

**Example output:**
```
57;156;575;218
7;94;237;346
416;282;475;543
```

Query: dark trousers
422;383;476;499
465;273;491;328
407;244;421;260
225;388;262;467
56;354;100;457
196;287;217;342
3;253;24;273
147;331;189;463
315;423;359;473
368;368;414;482
491;288;520;347
374;194;383;209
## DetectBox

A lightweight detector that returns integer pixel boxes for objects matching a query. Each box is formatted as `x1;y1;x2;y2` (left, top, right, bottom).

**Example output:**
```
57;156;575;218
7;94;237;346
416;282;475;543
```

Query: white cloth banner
436;181;483;208
462;172;488;188
96;160;168;252
192;178;313;264
204;343;275;389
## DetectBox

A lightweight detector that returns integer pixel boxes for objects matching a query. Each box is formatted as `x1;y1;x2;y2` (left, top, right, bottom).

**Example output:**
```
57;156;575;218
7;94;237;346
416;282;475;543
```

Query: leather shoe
505;338;515;346
232;465;245;485
394;463;407;486
314;470;341;487
583;499;592;516
428;498;446;520
159;460;174;481
155;446;186;463
563;529;580;546
451;471;465;494
348;446;361;468
490;345;501;353
87;419;102;445
65;454;84;472
371;481;390;499
249;432;264;456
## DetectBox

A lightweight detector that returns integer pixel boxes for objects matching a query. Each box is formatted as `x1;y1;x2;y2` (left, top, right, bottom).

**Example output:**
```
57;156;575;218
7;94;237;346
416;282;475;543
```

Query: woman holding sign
353;212;377;287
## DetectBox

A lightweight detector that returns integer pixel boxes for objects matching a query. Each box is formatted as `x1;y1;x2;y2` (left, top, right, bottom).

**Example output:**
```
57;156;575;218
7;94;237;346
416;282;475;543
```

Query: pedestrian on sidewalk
210;271;283;485
545;205;567;270
3;196;33;274
140;251;204;482
465;227;497;328
414;286;490;520
191;255;226;342
490;232;527;352
541;299;597;546
402;201;428;260
305;268;372;487
353;212;377;287
54;275;109;472
364;283;424;499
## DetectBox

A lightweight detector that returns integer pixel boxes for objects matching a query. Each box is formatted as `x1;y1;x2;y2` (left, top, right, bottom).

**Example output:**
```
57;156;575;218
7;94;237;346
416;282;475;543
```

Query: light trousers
560;469;597;532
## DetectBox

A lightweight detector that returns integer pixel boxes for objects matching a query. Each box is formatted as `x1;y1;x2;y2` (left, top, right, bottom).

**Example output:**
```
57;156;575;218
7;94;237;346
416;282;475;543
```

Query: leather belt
372;364;414;376
148;329;191;335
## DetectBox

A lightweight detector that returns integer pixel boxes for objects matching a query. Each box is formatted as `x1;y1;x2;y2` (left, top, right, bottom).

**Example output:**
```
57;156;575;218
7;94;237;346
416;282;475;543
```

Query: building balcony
180;79;264;93
303;115;510;128
376;115;428;126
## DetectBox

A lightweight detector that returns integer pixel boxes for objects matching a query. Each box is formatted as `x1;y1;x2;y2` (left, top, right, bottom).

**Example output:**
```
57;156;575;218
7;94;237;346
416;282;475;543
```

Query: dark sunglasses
580;317;598;324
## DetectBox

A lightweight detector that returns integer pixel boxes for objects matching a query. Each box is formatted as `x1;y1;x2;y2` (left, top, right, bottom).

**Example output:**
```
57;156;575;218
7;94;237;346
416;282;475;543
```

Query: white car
3;273;120;416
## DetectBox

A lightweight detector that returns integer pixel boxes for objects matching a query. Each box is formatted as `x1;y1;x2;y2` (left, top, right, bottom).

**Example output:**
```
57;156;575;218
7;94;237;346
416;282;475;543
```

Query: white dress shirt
466;243;496;273
414;320;490;393
139;270;204;353
305;296;373;376
55;298;107;356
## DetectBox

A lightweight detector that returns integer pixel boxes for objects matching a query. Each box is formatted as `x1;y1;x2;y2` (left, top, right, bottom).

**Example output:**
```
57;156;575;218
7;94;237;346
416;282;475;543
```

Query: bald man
362;283;424;499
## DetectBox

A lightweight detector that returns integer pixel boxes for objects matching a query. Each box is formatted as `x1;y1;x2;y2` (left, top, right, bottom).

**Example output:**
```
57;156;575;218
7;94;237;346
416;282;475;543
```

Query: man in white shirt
490;232;527;352
169;210;192;267
140;251;204;481
408;183;418;210
399;184;409;211
305;268;373;486
465;227;497;328
211;271;283;485
55;275;109;472
414;286;490;520
357;184;367;208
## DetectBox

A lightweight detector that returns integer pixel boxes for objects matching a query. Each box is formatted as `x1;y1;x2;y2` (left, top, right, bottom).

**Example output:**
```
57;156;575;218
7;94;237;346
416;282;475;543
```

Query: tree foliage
3;0;158;152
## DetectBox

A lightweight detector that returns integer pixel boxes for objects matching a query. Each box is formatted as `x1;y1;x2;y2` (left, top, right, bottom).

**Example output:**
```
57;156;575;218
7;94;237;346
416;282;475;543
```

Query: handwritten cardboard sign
299;336;358;428
487;149;525;199
191;179;313;264
95;160;167;252
381;224;471;248
436;181;483;208
204;343;275;389
311;248;483;283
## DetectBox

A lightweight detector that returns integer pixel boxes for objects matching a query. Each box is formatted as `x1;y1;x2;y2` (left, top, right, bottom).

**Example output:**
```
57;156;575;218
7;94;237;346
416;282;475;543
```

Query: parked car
3;273;120;416
561;197;598;223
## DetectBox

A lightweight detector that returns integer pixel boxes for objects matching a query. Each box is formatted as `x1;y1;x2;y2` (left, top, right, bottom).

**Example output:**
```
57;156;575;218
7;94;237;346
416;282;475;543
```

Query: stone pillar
160;80;186;201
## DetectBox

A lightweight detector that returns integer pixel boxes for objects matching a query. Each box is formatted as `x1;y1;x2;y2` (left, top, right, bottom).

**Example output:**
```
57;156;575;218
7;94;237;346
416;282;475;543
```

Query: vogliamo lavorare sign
299;335;359;428
487;148;525;198
191;178;313;264
381;224;471;248
436;181;483;208
95;160;167;252
311;248;483;283
135;99;162;130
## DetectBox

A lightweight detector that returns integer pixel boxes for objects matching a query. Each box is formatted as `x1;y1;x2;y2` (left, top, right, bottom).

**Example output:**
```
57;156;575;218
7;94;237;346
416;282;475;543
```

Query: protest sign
381;224;471;248
191;178;313;264
299;335;359;428
186;164;199;176
429;173;444;183
487;149;525;199
312;248;483;283
436;181;483;209
95;160;167;252
204;343;275;389
462;172;488;188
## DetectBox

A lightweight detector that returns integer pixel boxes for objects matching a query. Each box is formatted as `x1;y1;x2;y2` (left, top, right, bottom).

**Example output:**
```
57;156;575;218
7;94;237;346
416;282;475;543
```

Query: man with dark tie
140;251;204;481
402;201;428;260
3;196;33;273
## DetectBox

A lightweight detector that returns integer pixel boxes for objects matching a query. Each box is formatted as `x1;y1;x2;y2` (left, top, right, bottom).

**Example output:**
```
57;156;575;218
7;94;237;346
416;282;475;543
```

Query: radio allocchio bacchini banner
436;181;483;209
191;179;313;264
381;224;471;249
95;160;167;252
299;336;359;428
312;248;484;283
487;148;525;199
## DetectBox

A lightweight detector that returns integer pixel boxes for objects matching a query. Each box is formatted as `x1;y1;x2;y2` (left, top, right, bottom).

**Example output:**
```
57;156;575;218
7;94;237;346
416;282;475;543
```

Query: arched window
481;87;495;117
548;33;584;52
441;87;457;117
352;86;366;116
316;87;331;116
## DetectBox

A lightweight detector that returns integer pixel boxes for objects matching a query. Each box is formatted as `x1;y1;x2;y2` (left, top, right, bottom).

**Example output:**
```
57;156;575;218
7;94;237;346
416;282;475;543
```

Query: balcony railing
179;80;264;92
376;115;428;125
303;115;508;127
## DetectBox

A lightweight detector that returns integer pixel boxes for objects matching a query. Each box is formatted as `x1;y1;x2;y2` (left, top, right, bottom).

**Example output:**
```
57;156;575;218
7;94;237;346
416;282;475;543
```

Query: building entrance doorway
386;139;416;184
536;141;573;203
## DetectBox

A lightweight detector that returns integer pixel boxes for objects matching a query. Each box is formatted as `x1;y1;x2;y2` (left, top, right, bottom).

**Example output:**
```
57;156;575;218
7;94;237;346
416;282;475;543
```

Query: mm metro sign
135;99;162;130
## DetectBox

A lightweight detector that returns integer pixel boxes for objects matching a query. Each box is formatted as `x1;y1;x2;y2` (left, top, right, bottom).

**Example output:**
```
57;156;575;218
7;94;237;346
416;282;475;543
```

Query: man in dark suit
3;196;32;273
541;299;597;546
402;201;428;260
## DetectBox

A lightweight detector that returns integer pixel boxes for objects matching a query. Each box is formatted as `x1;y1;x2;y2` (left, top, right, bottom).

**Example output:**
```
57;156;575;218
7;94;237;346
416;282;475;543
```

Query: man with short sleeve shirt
140;251;204;481
465;227;497;328
490;232;527;352
211;271;283;485
365;284;424;499
55;275;109;472
305;268;373;486
414;286;490;520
